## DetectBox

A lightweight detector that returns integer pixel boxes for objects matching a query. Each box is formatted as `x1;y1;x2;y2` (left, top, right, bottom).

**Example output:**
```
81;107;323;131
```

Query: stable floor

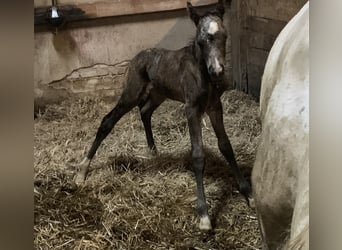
34;90;261;249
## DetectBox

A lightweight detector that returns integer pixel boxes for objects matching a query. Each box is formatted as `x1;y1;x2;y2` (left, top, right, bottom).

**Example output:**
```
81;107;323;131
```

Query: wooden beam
239;0;248;94
231;0;248;93
35;0;218;25
230;0;240;90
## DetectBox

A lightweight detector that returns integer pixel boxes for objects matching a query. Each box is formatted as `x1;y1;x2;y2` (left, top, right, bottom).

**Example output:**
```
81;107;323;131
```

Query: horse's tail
287;225;309;250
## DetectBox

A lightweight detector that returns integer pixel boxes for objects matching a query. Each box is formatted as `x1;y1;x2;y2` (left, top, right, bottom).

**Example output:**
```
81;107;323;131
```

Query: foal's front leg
185;105;211;230
206;101;253;206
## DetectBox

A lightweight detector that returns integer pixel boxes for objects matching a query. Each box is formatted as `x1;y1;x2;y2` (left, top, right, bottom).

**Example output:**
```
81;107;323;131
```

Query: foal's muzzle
208;63;224;78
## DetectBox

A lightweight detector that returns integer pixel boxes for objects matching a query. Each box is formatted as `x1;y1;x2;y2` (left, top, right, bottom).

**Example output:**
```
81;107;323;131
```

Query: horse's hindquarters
252;2;309;249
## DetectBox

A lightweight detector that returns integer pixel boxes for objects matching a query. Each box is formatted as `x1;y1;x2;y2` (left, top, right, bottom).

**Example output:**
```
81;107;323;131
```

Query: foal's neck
190;41;209;78
191;41;204;65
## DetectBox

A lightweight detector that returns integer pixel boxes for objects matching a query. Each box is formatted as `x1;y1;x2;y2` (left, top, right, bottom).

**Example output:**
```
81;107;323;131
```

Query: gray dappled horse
75;0;252;230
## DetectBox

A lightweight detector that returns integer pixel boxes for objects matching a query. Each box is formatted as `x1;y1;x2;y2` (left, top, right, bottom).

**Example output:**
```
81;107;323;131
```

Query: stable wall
231;0;308;99
34;11;196;108
34;2;234;111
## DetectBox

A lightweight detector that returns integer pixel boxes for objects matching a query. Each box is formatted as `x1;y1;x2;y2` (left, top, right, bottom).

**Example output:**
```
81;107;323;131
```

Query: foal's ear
187;2;200;25
216;0;225;19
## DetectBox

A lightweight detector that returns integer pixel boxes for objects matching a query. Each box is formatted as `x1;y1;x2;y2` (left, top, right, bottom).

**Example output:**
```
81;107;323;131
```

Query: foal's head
187;0;227;79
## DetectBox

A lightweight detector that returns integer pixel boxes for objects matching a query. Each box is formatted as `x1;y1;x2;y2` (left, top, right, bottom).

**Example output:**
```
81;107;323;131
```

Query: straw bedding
34;90;262;249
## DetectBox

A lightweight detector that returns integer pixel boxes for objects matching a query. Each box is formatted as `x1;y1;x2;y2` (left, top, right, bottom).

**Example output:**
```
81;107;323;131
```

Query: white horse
251;2;309;249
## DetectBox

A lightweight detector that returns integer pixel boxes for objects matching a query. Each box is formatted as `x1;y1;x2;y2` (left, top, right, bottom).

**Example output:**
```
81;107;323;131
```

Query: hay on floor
34;90;262;249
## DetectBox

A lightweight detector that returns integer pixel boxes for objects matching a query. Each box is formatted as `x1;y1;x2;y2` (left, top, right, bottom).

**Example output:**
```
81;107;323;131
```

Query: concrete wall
34;6;233;109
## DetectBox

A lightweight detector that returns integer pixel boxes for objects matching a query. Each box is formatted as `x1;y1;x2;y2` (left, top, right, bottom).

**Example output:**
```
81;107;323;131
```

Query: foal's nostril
208;65;215;75
209;64;224;77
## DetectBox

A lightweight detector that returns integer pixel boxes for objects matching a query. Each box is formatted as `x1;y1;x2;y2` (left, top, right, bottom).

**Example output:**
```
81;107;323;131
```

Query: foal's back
128;46;204;104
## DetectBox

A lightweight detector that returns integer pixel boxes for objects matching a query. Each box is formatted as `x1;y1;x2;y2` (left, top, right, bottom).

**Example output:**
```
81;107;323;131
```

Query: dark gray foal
75;0;252;230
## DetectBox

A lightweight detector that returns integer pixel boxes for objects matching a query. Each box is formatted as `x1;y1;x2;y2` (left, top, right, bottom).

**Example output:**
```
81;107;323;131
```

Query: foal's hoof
149;147;158;156
248;196;255;209
239;181;255;208
74;173;86;185
239;180;252;197
73;157;90;185
199;216;212;231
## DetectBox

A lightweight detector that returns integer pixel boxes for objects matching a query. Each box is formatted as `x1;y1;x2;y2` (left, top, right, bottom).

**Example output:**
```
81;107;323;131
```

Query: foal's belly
150;81;185;103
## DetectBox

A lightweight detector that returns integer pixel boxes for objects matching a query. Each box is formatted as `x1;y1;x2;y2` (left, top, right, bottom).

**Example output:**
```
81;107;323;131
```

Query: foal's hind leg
206;101;253;205
75;68;149;184
139;91;165;154
74;98;136;184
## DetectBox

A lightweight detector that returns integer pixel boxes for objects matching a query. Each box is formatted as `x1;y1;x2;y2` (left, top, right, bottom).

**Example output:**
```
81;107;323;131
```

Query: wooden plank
249;31;277;51
239;0;249;93
248;47;269;66
35;0;218;8
247;63;264;99
232;0;306;99
231;0;250;93
247;0;307;22
34;0;218;25
230;0;241;90
247;16;286;36
246;47;269;100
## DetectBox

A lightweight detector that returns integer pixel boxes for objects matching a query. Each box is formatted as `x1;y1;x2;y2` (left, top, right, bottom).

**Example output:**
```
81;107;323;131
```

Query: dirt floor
34;90;262;249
